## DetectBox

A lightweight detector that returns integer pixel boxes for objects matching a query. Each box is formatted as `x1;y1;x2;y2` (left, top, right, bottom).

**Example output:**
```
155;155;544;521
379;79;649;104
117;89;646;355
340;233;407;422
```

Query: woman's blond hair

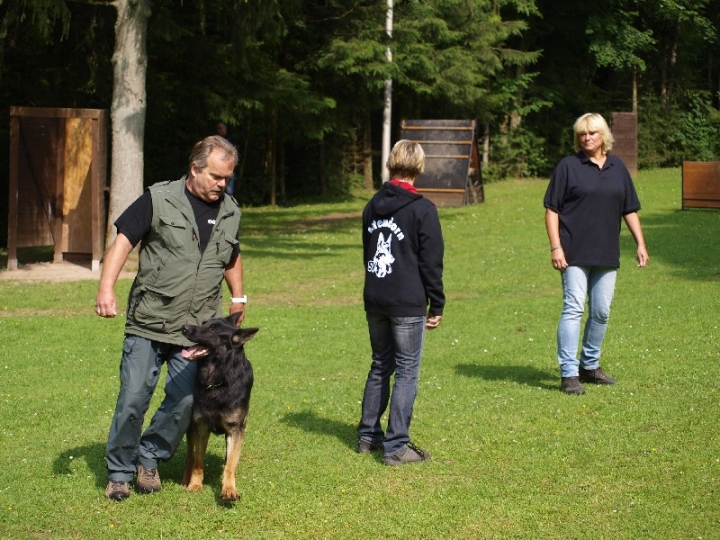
573;113;614;153
386;140;425;179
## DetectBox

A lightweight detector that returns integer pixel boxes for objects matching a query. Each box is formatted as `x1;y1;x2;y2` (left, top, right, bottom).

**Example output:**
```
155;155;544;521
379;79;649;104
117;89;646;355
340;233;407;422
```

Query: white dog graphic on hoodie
367;233;394;278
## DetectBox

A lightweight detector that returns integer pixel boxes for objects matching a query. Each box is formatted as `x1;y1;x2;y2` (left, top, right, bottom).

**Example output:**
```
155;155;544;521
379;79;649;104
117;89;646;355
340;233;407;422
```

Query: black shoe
105;480;131;501
383;442;430;466
561;376;586;394
579;366;617;385
357;439;383;454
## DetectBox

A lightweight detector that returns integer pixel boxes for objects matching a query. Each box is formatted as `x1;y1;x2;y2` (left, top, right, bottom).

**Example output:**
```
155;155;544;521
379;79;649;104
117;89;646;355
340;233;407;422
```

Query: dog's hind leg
183;419;211;492
220;426;246;502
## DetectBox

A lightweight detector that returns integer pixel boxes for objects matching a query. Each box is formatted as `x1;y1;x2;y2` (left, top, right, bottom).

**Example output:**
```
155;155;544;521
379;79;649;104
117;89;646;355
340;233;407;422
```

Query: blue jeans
358;312;426;456
557;266;617;377
106;335;197;482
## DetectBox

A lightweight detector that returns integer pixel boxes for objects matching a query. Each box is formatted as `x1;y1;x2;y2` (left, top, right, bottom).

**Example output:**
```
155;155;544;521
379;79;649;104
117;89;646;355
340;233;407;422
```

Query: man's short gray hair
189;135;239;171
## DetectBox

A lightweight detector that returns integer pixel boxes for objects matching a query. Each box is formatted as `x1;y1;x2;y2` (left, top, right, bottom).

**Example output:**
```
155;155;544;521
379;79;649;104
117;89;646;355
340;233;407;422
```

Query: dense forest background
1;0;719;223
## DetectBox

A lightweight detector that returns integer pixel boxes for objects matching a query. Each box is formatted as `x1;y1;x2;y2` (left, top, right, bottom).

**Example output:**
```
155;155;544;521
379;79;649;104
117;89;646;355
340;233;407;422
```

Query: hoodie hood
371;182;423;217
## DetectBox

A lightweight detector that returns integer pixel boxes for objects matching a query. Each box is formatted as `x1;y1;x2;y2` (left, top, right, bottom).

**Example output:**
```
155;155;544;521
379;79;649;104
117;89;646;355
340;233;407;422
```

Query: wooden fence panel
682;161;720;209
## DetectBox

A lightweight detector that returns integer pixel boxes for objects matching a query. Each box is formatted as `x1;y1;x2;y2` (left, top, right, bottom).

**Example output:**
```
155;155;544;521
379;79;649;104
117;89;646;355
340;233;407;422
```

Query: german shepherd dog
180;312;258;502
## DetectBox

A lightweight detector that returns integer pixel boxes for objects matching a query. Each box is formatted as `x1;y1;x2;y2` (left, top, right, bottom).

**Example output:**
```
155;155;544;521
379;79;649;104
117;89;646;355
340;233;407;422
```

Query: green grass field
1;168;718;539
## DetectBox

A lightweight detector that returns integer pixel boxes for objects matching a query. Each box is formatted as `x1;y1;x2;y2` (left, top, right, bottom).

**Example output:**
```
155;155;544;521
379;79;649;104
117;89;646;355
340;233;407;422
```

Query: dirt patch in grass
0;253;137;283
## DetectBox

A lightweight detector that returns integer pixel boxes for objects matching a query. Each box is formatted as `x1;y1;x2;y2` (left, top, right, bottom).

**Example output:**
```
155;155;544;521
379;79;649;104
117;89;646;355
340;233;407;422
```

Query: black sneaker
136;465;161;494
383;442;430;466
105;480;131;501
579;367;617;385
357;439;383;454
561;376;586;394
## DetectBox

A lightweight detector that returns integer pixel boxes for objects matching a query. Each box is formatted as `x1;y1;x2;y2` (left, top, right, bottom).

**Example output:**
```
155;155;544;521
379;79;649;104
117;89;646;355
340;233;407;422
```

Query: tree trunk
236;119;252;196
266;108;277;206
363;112;373;190
105;0;151;249
278;137;286;206
319;137;326;197
482;123;490;166
660;20;680;101
632;65;638;113
667;20;679;98
509;65;524;129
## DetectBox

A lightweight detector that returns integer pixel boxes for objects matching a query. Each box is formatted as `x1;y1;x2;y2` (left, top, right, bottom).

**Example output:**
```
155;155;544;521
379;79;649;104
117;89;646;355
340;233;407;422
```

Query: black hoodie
362;182;445;317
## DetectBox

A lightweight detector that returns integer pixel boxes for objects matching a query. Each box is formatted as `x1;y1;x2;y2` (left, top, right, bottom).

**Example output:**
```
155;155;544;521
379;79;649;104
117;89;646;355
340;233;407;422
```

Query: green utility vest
124;178;241;346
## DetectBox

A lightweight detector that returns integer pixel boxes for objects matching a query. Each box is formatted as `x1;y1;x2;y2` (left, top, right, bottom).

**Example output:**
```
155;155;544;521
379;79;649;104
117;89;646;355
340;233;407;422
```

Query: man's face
186;149;235;202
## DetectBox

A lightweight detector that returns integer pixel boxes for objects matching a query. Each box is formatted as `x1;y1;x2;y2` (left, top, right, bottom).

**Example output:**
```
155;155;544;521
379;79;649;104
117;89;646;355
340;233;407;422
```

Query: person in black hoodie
357;139;445;466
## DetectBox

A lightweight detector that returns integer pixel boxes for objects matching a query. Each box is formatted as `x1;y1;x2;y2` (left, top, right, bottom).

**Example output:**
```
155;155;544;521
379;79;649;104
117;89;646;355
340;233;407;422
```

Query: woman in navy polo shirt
544;113;649;394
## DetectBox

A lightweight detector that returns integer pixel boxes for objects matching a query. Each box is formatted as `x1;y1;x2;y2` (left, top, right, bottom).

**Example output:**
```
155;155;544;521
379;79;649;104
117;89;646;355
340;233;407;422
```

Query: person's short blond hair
573;113;614;153
386;140;425;179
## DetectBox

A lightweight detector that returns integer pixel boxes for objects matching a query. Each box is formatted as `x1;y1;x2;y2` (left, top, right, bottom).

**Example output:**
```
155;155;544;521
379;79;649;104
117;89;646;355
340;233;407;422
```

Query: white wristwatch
231;295;247;304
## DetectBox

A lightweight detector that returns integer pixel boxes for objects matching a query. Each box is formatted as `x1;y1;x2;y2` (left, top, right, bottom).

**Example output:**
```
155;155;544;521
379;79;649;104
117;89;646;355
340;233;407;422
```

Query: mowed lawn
0;168;718;539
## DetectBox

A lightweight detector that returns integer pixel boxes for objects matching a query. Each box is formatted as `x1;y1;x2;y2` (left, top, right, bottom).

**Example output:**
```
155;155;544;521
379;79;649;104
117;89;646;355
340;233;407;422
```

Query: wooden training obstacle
400;119;484;207
611;112;638;178
7;107;108;270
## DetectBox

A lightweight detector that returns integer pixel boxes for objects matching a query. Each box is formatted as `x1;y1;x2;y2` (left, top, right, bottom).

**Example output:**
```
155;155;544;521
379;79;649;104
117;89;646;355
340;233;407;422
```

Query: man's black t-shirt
115;185;238;257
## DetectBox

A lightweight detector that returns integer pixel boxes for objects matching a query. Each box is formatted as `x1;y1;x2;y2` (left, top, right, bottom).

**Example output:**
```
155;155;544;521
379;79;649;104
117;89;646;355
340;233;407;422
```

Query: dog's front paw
221;487;240;502
185;481;203;493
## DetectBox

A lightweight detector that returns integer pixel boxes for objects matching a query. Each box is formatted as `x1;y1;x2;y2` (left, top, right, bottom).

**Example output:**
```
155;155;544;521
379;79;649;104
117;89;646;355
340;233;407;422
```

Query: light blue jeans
358;312;426;456
106;335;197;482
557;266;617;378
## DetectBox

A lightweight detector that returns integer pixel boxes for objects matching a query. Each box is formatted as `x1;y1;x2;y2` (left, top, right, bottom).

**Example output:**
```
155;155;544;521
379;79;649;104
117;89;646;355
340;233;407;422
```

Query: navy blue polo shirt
543;152;641;268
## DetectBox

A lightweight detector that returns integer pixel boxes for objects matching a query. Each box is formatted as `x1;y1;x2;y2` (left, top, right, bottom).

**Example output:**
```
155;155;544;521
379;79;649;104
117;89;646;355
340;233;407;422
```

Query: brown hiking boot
561;376;586;394
136;465;161;494
579;366;617;385
105;480;131;501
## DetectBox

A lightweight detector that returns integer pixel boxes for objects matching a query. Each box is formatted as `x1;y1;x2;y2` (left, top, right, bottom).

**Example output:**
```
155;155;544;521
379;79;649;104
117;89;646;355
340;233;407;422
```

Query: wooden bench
682;161;720;209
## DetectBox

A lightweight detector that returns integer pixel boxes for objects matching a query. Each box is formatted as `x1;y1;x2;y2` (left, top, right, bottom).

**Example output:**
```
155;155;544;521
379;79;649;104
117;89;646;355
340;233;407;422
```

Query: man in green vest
94;135;246;501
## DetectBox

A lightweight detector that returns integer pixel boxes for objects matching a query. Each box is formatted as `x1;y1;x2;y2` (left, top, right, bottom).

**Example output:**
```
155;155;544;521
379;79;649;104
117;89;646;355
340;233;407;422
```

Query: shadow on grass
240;210;361;261
631;209;720;280
455;363;558;390
165;447;240;507
244;209;360;236
53;441;228;501
281;410;357;452
54;443;108;490
241;238;358;261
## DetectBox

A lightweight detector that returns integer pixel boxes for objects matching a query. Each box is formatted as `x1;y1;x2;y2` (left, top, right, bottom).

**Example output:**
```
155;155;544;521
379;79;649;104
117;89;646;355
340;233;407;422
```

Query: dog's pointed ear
231;327;259;346
227;311;244;328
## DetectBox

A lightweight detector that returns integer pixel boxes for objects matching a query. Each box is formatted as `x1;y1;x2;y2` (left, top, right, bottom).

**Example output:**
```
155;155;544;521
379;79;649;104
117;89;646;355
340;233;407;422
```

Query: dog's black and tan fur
180;312;258;502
